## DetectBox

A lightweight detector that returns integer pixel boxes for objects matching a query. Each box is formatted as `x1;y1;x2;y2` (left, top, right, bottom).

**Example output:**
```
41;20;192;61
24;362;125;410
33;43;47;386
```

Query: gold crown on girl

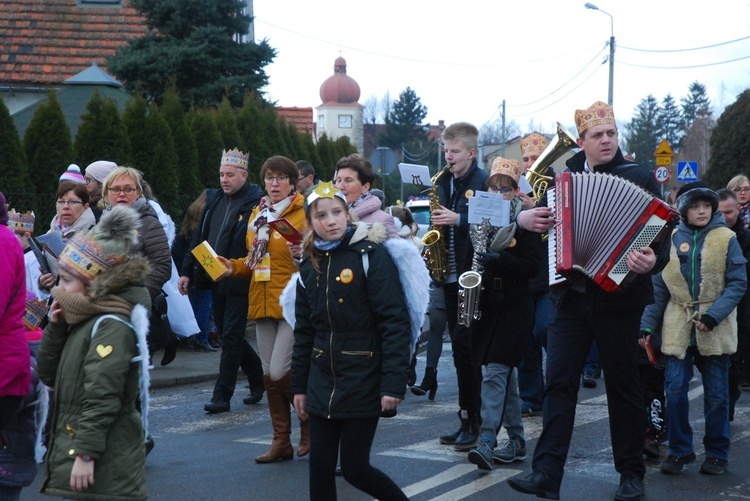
58;232;126;284
490;157;522;183
575;101;615;135
221;148;249;171
305;181;347;208
8;209;35;234
24;298;48;330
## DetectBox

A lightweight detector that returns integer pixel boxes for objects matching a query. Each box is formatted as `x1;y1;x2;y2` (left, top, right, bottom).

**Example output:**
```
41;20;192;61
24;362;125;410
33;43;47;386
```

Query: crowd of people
1;98;748;501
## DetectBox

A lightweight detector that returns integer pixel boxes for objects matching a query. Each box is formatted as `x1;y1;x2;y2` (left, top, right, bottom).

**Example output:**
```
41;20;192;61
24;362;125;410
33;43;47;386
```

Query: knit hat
58;205;141;284
0;192;7;226
675;186;718;221
59;164;85;184
84;160;118;184
8;209;35;234
520;133;549;156
490;156;522;182
574;101;616;135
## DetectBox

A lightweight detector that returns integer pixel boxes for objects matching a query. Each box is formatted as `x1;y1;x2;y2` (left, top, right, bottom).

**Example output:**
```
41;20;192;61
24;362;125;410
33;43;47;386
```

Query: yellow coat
230;193;306;320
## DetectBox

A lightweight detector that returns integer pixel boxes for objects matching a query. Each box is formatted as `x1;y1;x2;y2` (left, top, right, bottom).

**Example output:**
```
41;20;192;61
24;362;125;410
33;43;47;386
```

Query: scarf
245;192;296;270
51;288;134;325
314;226;352;251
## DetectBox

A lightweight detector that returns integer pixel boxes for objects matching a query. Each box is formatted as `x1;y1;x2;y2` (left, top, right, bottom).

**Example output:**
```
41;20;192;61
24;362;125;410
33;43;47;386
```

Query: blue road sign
677;161;698;182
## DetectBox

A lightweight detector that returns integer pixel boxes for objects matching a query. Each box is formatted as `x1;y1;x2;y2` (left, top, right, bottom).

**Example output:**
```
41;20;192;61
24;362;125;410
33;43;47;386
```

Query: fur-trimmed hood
87;256;151;301
350;221;388;245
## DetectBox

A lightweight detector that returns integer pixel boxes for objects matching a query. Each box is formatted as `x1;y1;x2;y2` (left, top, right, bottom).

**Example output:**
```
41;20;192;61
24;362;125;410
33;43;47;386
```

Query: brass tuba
422;166;449;282
525;122;578;201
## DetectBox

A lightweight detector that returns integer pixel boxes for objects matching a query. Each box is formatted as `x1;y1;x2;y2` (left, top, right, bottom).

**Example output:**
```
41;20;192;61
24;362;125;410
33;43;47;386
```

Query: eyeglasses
84;176;96;185
56;200;83;206
733;187;750;193
264;175;289;184
488;186;513;195
108;187;138;195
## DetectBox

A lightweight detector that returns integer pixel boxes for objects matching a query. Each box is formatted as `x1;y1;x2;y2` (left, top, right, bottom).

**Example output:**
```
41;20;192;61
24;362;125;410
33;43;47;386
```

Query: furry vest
661;227;738;358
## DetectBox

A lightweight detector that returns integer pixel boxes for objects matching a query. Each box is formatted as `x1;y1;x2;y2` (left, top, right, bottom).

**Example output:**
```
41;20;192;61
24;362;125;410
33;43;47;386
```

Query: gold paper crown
519;133;548;156
221;148;249;171
490;157;522;183
24;298;49;330
574;101;615;135
8;209;35;234
305;181;347;208
58;232;125;284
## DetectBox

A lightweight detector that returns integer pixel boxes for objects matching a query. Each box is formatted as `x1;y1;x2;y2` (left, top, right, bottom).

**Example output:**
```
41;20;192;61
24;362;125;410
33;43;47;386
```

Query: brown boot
255;375;293;463
274;372;309;457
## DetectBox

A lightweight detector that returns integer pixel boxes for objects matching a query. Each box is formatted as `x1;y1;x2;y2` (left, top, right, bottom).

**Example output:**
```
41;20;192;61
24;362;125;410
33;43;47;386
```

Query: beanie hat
59;164;85;184
58;205;141;284
674;180;708;200
675;187;718;221
85;160;119;184
0;192;7;226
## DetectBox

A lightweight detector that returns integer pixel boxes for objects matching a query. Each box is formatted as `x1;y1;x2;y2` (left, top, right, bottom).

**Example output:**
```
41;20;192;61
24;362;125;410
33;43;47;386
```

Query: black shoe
454;416;479;451
194;340;218;352
660;452;696;474
439;410;465;445
582;371;597;388
507;470;560;500
699;456;728;475
145;435;155;456
407;355;417;387
243;389;264;405
204;399;230;414
411;367;438;400
614;475;644;501
161;342;178;366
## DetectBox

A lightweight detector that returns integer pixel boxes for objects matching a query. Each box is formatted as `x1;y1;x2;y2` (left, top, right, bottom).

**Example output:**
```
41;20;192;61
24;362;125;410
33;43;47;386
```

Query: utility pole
500;99;507;156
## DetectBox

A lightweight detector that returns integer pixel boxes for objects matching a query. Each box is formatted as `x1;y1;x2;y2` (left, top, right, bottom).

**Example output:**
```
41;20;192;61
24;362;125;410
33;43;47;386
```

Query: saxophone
422;166;449;282
457;217;493;327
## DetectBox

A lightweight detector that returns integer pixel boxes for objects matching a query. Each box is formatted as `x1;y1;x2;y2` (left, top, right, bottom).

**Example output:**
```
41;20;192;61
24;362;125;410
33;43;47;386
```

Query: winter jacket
48;208;96;241
37;258;151;501
230;193;306;320
291;223;412;419
728;218;750;333
641;212;747;359
350;193;399;239
127;197;172;299
551;148;670;311
180;184;263;296
436;160;490;278
0;225;30;399
470;216;541;367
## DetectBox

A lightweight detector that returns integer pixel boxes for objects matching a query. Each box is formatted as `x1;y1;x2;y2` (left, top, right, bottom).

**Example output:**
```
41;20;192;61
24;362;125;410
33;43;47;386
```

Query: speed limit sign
654;165;670;184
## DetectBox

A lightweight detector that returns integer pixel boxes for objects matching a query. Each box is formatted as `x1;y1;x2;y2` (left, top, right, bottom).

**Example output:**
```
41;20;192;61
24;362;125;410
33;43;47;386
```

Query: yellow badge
339;268;354;284
96;344;113;358
509;238;517;248
679;242;690;253
465;189;474;199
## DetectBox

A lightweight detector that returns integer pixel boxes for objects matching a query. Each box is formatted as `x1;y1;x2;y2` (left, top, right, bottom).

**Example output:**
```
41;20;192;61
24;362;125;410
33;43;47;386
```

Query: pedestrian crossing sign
677;161;698;182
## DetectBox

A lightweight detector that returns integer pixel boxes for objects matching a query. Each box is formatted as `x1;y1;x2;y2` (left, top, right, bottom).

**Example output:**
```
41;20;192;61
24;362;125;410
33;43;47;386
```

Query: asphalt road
25;344;750;500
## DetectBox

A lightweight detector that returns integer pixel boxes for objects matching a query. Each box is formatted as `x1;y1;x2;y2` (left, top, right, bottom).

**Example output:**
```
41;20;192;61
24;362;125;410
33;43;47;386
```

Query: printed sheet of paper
398;163;432;187
468;190;510;227
191;240;228;281
519;175;533;195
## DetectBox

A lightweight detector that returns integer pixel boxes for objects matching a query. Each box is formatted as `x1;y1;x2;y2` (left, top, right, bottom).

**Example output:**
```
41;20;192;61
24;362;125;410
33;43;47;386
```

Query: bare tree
479;119;521;145
363;94;379;124
379;91;393;125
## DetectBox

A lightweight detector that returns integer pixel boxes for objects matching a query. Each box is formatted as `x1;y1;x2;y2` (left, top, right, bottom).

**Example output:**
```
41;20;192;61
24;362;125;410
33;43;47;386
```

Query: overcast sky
253;0;750;135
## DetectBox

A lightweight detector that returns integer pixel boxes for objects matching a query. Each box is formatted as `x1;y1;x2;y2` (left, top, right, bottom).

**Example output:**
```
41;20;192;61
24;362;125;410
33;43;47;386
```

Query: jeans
188;286;212;344
518;291;552;411
664;348;731;460
583;340;600;375
479;364;525;441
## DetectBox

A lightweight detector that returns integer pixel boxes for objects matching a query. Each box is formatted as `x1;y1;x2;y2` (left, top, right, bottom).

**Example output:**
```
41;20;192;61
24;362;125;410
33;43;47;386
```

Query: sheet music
467;191;510;227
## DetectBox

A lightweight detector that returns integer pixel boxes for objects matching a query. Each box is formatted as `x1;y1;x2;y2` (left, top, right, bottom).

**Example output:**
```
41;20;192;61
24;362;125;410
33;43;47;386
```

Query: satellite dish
369;147;397;175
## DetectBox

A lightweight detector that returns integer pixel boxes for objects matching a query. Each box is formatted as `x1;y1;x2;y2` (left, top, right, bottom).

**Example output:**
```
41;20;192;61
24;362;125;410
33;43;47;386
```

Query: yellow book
191;241;228;281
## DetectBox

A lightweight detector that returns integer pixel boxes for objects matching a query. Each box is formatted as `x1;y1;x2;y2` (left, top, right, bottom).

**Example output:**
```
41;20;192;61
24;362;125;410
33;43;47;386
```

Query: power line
511;64;606;118
619;35;750;53
618;54;750;69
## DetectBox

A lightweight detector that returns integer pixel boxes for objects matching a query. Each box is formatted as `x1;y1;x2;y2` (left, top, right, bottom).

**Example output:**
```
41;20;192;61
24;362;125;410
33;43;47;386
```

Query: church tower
316;56;364;153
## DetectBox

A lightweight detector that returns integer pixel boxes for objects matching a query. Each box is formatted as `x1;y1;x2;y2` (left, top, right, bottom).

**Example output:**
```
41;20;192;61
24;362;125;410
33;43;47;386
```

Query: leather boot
410;367;438;400
255;375;294;463
274;372;309;457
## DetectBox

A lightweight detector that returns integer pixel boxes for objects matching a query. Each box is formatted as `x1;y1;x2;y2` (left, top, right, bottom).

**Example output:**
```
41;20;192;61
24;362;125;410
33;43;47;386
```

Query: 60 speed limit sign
654;165;670;184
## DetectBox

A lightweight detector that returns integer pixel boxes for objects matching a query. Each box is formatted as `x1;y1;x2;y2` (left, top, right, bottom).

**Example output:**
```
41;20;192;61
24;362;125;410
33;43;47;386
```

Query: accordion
548;171;679;292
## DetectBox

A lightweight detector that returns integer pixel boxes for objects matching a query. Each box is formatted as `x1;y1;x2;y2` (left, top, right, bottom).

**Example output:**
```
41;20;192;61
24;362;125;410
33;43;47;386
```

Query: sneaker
581;371;597;388
660;453;696;474
643;433;659;458
493;436;527;463
699;456;728;475
468;437;494;471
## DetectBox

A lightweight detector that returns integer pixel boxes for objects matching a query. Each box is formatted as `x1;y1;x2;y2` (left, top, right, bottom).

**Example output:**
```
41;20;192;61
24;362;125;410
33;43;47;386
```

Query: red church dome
319;56;361;105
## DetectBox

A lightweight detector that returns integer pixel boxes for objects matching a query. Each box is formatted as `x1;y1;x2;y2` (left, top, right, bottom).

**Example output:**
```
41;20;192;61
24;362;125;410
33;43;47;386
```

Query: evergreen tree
623;95;662;172
333;136;358;160
141;102;180;214
214;98;241;151
380;87;429;151
122;93;150;170
704;89;750;188
264;107;289;157
108;0;276;108
161;88;202;197
189;108;223;189
75;90;131;167
316;133;337;183
23;91;75;195
0;98;30;195
681;81;712;130
657;94;683;150
301;133;324;180
235;93;269;178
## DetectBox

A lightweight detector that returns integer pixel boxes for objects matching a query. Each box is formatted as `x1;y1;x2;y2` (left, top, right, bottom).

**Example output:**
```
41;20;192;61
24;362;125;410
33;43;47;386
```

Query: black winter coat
551;149;670;311
291;223;411;419
180;184;262;296
470;223;540;367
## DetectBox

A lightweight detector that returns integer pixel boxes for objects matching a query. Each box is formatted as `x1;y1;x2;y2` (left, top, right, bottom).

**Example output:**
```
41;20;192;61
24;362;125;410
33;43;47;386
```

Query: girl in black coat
290;182;409;501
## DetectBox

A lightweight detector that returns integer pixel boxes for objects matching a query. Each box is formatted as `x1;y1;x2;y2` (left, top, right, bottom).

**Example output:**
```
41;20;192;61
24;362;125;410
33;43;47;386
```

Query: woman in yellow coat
220;156;307;463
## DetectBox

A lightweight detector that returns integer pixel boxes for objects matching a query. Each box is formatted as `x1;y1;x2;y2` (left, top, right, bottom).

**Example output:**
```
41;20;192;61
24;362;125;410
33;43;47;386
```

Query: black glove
476;251;502;270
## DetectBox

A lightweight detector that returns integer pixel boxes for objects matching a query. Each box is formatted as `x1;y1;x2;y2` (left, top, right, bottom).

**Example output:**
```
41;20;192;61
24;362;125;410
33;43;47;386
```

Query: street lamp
585;2;615;106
